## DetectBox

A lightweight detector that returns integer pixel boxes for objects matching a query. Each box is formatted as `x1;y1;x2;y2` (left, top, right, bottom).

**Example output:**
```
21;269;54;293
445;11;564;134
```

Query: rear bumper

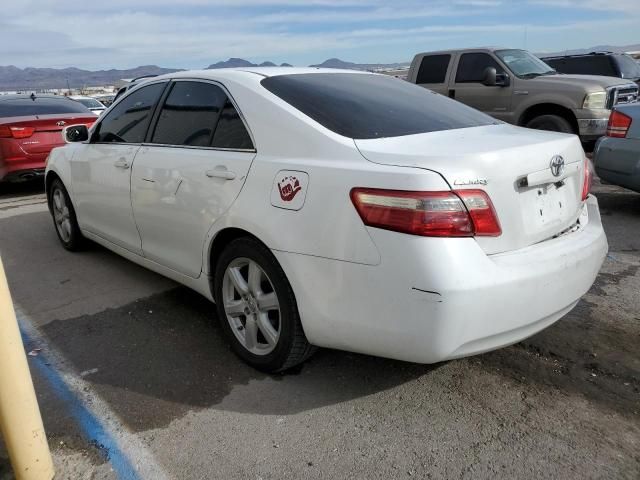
593;136;640;193
274;196;607;363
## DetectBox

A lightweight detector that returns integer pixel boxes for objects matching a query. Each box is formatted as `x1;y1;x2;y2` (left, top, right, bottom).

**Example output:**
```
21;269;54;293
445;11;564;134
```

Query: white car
45;68;608;372
69;96;106;116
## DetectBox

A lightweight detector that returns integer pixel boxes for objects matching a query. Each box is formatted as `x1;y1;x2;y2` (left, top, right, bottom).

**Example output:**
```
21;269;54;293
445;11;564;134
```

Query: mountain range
2;42;638;91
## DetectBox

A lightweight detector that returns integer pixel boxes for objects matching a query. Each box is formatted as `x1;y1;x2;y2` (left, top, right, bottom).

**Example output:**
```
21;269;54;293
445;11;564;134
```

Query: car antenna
30;92;36;101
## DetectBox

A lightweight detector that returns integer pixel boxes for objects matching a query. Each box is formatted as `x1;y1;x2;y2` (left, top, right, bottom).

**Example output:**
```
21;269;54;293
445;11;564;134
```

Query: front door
71;81;167;254
131;80;256;277
450;52;513;121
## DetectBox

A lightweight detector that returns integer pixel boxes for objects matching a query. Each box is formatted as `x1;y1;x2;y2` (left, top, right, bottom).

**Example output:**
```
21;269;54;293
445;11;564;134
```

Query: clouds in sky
1;0;638;69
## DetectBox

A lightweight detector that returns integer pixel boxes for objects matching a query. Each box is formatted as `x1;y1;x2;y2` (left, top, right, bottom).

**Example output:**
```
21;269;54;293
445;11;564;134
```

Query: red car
0;94;97;182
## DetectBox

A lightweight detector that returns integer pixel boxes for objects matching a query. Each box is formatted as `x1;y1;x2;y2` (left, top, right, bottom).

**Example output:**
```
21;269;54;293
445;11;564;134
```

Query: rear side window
94;83;165;143
0;97;91;118
455;53;504;83
151;81;227;146
547;56;617;76
211;100;254;150
416;55;450;84
261;73;496;139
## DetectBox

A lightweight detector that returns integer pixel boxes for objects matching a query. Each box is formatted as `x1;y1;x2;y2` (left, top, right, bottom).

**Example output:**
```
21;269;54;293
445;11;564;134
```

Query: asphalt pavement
0;178;638;479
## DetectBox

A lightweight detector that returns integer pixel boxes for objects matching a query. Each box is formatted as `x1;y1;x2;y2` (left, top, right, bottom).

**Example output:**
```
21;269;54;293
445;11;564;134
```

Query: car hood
530;73;633;91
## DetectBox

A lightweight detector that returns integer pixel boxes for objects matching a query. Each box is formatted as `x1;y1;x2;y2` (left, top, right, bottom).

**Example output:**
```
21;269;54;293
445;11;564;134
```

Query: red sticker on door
271;170;308;210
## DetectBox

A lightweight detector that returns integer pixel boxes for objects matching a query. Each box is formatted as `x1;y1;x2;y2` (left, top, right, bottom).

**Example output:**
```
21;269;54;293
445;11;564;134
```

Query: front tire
213;237;315;372
49;178;85;251
525;114;574;134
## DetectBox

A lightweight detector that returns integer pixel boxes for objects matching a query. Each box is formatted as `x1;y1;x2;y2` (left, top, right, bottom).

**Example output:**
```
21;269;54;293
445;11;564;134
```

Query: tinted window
545;56;617;76
416;55;450;84
456;53;504;83
261;73;496;139
0;97;91;118
614;55;640;80
211;100;254;150
94;83;165;143
152;82;227;146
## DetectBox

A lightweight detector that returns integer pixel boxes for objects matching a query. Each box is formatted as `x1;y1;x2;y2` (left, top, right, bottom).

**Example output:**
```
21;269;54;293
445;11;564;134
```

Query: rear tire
525;114;574;134
213;237;316;372
48;178;85;251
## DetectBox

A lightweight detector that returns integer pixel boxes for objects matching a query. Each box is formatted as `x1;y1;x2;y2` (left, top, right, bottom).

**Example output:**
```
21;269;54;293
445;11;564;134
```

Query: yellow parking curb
0;257;54;480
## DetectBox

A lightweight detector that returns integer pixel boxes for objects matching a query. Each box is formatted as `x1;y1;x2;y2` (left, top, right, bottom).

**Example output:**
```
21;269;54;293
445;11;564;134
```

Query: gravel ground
0;178;638;479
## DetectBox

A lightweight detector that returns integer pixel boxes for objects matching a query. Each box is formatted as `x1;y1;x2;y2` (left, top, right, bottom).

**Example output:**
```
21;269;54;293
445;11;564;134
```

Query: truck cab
407;48;639;142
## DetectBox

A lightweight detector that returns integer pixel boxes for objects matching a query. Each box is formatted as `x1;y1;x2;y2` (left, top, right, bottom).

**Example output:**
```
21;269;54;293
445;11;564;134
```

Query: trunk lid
354;123;586;255
0;114;96;155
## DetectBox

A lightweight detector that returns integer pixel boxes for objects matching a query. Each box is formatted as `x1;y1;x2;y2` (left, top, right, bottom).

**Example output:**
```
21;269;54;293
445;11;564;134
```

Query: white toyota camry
45;68;607;372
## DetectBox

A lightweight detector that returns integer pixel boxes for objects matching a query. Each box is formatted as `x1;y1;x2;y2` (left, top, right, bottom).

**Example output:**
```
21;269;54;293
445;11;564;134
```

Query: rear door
71;82;167;254
411;53;453;96
450;52;513;121
131;79;256;277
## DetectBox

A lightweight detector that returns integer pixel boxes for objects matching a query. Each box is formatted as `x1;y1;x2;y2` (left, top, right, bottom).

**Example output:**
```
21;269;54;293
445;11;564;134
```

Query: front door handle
206;167;236;180
114;158;130;169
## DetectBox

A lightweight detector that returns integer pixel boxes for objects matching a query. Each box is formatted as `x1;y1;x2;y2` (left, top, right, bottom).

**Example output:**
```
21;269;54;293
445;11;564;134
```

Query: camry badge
56;121;66;126
550;155;565;177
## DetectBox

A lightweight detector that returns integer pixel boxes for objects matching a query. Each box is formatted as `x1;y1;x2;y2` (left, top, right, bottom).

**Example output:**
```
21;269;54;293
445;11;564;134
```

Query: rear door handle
206;167;236;180
114;158;130;169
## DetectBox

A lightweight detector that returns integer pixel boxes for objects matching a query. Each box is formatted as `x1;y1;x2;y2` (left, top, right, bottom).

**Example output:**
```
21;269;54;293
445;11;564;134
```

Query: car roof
0;93;73;102
150;67;373;83
413;47;508;57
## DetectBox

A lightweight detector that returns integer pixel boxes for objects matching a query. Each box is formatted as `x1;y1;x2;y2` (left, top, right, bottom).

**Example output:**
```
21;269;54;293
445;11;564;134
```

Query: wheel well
518;103;578;134
208;227;267;279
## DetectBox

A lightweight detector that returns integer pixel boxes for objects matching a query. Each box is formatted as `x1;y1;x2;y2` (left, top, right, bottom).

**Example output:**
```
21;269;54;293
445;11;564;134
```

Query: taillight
606;110;632;138
350;188;501;237
0;125;36;139
581;157;593;201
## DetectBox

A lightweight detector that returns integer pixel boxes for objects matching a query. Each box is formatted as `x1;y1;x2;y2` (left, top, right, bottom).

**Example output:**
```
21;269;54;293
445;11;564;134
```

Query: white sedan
46;68;607;372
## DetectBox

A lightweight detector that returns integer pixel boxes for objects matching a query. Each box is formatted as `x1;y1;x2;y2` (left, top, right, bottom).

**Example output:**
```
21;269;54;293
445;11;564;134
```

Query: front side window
0;97;91;118
151;81;227;146
495;49;556;79
261;73;496;139
455;53;505;83
416;55;451;84
93;82;165;143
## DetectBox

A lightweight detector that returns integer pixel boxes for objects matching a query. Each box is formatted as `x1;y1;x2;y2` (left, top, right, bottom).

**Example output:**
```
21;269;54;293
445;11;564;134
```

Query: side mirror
63;124;89;143
482;67;497;86
482;68;511;87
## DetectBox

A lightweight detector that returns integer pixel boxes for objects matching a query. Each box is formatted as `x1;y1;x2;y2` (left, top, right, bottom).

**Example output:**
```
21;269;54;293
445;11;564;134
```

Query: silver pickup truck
407;48;639;142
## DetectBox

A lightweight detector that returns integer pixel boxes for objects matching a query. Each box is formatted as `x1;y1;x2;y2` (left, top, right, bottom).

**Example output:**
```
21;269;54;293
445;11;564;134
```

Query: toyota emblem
549;155;565;177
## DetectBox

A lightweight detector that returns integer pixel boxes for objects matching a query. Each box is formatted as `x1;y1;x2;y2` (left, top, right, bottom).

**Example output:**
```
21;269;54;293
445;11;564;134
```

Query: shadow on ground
39;287;441;432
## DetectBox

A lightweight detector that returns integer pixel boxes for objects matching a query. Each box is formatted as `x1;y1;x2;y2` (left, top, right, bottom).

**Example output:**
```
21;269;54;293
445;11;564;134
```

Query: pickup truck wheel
525;114;574;134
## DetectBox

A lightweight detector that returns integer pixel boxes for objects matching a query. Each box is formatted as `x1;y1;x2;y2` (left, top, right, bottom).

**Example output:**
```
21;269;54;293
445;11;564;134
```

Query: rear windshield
261;73;496;139
74;97;104;109
0;97;91;118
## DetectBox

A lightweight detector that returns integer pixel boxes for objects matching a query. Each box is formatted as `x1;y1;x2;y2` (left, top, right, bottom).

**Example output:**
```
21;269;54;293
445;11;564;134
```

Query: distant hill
206;58;291;69
537;43;640;57
309;58;410;70
0;65;182;90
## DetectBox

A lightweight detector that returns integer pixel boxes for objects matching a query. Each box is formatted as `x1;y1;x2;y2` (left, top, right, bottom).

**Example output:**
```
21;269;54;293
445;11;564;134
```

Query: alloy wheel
52;188;72;243
222;257;281;355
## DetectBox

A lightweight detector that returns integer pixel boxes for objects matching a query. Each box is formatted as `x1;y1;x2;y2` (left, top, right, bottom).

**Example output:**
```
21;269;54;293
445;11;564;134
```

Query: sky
1;0;639;70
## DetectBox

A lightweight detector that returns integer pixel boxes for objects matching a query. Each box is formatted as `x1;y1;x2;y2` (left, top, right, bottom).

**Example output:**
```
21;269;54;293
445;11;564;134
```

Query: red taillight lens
0;125;35;139
606;110;632;138
350;188;501;237
581;157;593;201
